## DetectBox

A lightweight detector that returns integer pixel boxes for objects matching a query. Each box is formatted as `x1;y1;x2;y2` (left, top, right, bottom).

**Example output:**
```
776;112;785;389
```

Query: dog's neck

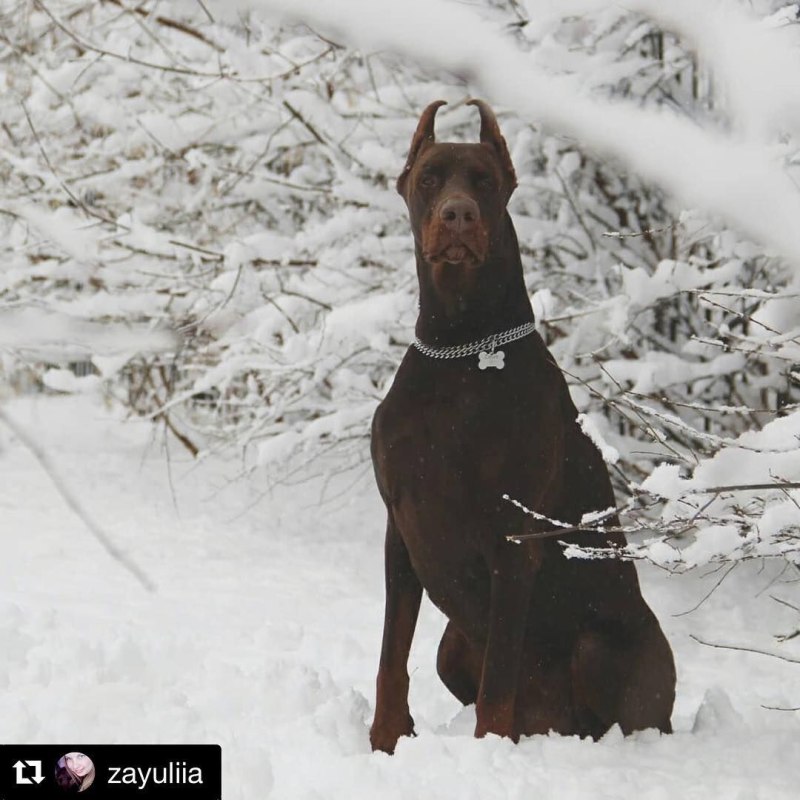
414;213;534;346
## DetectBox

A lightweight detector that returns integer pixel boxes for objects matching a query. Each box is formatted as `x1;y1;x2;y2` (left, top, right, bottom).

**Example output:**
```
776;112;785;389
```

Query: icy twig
195;0;214;23
598;361;693;459
105;0;224;52
282;100;326;145
502;493;646;542
627;392;799;416
673;562;738;618
621;396;797;454
685;481;800;495
33;0;334;83
34;0;229;79
772;595;800;614
690;634;800;664
603;223;677;238
21;101;126;233
504;477;800;545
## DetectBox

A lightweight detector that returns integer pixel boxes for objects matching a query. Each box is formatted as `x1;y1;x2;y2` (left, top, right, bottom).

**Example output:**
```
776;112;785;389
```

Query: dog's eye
420;173;438;188
476;176;494;190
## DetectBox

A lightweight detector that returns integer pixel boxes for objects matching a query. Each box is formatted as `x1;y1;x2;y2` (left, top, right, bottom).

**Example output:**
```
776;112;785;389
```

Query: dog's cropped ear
396;100;447;197
467;99;517;196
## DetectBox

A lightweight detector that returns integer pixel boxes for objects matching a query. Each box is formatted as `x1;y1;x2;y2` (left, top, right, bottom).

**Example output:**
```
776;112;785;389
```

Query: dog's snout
439;196;480;233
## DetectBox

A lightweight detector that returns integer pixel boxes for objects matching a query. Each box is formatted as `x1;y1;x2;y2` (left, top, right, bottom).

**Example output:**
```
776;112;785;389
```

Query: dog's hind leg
571;621;675;737
437;622;481;706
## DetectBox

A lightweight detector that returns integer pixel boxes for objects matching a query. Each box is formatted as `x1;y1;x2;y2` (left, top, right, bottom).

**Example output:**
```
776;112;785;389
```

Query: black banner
0;745;221;799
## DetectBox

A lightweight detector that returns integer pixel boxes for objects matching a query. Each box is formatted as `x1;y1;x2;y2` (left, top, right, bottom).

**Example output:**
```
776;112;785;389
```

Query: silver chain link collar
412;321;536;370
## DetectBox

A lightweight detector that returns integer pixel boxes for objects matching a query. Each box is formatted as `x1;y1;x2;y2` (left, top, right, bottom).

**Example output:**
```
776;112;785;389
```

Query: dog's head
397;100;517;280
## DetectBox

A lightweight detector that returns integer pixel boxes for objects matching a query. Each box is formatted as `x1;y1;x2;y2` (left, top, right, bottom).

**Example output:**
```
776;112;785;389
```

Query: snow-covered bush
2;0;799;575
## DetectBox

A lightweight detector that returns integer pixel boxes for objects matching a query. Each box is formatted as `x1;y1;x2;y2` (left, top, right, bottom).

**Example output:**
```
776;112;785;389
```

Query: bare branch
685;481;800;495
690;634;800;664
673;562;738;617
0;407;157;593
104;0;224;52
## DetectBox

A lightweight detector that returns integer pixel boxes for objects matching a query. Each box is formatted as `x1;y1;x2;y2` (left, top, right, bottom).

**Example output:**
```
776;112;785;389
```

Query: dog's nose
439;196;479;233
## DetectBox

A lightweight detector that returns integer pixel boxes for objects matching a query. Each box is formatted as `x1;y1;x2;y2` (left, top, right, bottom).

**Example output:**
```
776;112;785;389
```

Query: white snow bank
2;396;799;799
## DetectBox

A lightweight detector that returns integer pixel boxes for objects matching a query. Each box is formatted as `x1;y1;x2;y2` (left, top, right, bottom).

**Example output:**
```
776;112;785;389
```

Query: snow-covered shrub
1;0;799;574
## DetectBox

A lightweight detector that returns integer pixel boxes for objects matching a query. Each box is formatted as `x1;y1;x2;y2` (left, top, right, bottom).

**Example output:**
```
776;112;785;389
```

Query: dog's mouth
426;242;480;266
442;244;468;263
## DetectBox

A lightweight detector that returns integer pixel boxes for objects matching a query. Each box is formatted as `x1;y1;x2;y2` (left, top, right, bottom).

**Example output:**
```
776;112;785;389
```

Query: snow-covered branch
247;0;800;264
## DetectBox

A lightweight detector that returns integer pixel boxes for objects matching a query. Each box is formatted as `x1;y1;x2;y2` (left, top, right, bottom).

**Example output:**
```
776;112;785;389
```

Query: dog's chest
373;362;547;546
381;377;501;474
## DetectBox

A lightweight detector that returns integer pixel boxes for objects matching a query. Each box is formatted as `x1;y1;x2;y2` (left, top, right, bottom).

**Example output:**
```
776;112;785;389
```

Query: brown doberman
369;100;676;754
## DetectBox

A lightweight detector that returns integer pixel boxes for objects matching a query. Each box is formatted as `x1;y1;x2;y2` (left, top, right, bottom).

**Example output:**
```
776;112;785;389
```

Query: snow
680;525;746;567
1;395;798;798
0;309;178;361
633;408;800;567
523;0;800;140
667;409;800;495
41;368;102;394
619;259;742;313
576;412;620;464
14;204;100;264
600;352;745;396
324;291;410;350
641;463;684;501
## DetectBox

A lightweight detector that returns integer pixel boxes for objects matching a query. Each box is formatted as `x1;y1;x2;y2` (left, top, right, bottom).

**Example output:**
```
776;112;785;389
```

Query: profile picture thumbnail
55;751;96;793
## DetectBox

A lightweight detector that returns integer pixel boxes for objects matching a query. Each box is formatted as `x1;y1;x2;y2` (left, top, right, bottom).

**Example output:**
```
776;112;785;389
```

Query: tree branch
690;634;800;664
0;407;157;593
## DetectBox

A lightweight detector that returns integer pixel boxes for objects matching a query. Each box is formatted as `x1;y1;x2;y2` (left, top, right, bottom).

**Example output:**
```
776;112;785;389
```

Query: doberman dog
369;100;676;754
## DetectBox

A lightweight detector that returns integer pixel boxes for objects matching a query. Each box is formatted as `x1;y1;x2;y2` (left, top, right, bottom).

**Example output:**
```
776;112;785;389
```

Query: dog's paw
369;713;415;754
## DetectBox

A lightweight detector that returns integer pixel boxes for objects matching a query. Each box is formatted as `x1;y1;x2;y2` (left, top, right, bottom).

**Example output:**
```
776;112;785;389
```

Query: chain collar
412;321;535;370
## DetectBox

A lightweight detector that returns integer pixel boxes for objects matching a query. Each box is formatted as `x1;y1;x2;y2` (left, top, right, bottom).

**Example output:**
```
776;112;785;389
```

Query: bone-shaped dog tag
478;350;505;370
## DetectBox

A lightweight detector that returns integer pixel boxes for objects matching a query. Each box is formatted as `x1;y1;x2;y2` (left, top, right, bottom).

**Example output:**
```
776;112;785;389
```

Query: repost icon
13;760;44;785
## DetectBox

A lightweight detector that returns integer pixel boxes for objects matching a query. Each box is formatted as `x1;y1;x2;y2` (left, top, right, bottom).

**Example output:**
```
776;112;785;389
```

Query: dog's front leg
475;541;541;741
370;516;423;754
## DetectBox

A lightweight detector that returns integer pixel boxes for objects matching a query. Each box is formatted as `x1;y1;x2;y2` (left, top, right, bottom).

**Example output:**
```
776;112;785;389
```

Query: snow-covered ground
1;395;798;799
